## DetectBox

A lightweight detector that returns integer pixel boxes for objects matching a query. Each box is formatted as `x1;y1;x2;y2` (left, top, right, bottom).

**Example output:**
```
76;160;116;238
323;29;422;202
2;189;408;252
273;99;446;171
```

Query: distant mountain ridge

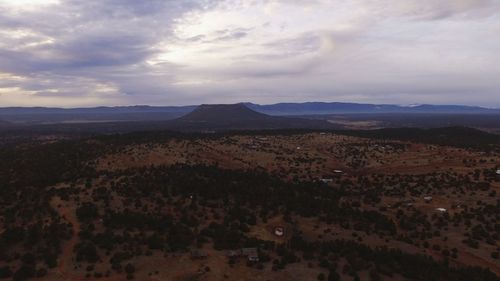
1;103;500;134
245;102;500;115
0;102;499;124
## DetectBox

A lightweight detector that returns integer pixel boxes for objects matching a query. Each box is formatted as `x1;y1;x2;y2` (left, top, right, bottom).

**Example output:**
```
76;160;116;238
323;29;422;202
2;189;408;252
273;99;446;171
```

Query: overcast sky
0;0;499;107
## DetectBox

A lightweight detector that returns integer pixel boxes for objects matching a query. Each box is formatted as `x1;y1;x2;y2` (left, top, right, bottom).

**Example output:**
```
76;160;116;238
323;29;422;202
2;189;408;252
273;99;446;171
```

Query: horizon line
1;101;500;110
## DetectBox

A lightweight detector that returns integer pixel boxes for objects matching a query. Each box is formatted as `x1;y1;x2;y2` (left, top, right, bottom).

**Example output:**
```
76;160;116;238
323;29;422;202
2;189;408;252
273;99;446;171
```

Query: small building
496;169;500;175
333;170;343;174
423;196;433;202
320;178;333;183
241;248;259;262
191;250;208;259
225;250;242;257
274;227;285;237
435;208;447;213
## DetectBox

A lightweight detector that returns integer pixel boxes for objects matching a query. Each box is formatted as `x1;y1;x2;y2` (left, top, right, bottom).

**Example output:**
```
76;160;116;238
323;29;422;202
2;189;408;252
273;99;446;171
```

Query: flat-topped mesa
178;103;270;123
170;103;335;131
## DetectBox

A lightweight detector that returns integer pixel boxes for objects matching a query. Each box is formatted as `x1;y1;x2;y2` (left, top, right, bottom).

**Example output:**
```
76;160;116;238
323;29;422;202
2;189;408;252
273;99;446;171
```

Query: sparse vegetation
0;129;498;281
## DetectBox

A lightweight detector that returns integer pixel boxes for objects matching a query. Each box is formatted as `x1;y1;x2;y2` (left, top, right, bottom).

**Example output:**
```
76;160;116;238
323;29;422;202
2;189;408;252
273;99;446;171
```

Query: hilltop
170;103;335;131
178;103;269;123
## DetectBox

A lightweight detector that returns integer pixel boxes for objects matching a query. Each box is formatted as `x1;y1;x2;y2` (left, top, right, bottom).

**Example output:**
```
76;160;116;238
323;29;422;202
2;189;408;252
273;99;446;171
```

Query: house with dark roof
225;249;242;257
241;248;259;262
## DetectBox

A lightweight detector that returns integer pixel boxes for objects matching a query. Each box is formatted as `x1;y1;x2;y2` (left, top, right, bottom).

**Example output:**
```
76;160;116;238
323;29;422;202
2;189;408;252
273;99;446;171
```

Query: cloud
0;0;499;107
0;0;222;106
212;29;248;41
379;0;500;20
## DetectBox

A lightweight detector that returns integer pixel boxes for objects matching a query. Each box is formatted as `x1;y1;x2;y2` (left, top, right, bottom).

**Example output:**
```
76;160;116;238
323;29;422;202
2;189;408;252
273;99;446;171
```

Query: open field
0;130;499;281
96;133;499;178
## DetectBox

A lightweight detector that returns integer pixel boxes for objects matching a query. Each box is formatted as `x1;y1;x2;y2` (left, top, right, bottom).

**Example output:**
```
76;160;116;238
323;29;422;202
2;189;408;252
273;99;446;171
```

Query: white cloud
0;0;499;107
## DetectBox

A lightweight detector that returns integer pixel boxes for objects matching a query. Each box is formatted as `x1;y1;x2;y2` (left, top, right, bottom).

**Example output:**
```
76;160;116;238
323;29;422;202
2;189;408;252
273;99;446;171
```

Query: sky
0;0;499;107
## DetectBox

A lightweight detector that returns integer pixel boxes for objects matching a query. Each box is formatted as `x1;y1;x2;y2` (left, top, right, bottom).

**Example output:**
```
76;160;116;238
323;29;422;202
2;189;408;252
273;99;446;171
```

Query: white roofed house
320;178;333;183
274;226;285;237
